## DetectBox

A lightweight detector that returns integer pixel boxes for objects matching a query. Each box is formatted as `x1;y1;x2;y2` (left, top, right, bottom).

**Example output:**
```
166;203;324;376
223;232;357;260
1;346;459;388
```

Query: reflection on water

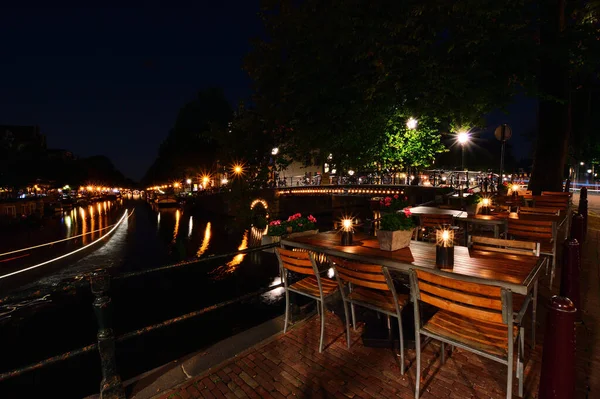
227;230;248;268
188;216;193;238
157;212;161;230
80;208;88;245
196;222;211;257
172;209;181;243
261;276;285;303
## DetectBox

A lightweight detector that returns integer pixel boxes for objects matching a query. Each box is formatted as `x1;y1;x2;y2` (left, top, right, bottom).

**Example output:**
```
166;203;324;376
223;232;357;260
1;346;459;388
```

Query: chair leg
316;300;320;316
341;299;351;349
319;299;325;353
518;327;525;397
441;342;445;365
284;289;290;333
351;303;357;331
415;332;421;399
397;315;405;375
507;335;514;399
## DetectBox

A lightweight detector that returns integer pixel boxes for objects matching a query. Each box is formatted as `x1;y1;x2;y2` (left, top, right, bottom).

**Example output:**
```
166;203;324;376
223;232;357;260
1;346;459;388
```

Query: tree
143;88;232;185
246;1;599;190
245;0;535;170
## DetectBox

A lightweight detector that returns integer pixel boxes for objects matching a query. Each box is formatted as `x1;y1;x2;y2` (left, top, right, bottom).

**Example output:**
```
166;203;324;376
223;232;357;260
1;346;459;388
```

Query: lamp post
457;131;470;190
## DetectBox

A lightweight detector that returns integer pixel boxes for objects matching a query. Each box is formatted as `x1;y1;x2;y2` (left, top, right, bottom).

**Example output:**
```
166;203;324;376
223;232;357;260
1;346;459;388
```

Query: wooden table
409;206;466;218
282;231;547;295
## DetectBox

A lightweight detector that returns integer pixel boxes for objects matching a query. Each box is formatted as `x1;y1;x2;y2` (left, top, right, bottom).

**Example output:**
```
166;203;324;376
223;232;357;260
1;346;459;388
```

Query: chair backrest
533;195;569;210
468;235;540;257
412;269;507;324
420;214;453;228
275;247;317;276
541;191;572;198
329;256;390;291
507;218;554;242
518;206;560;216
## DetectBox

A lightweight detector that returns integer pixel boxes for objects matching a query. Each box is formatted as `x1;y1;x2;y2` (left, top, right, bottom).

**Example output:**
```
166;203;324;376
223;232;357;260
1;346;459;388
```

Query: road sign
495;124;512;141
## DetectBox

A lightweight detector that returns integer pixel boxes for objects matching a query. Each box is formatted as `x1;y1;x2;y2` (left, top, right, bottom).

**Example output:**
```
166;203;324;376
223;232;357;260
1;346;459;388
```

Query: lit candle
341;218;354;246
481;197;491;215
435;228;455;269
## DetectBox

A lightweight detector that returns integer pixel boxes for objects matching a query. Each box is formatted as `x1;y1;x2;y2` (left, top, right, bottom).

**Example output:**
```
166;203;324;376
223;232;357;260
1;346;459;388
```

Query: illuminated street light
232;164;244;176
348;170;355;176
580;162;585;166
271;147;279;155
406;117;418;130
588;169;592;174
186;178;192;185
221;178;228;185
457;131;470;144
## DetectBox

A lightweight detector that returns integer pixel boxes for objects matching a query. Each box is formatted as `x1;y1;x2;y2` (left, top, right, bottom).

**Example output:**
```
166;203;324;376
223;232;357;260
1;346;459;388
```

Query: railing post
564;178;570;192
578;187;588;242
570;213;584;246
538;296;577;399
560;239;581;321
90;269;125;399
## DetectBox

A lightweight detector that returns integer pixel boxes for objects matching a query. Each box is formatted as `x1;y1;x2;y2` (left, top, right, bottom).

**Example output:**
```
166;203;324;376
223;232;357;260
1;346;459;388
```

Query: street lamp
186;178;192;185
406;117;418;130
271;147;279;155
457;131;470;189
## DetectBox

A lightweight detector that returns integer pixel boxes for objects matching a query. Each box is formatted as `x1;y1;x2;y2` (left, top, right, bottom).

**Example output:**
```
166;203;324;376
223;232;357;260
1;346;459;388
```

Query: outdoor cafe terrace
114;195;600;399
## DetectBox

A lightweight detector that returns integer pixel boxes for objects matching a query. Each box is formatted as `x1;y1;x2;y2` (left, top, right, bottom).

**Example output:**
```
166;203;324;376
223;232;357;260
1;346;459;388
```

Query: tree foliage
142;88;232;185
380;112;446;169
246;0;599;189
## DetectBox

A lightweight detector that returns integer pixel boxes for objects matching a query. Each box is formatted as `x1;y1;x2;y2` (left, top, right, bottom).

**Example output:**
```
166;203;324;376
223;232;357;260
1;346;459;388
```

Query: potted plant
379;194;409;214
377;208;415;251
261;219;288;252
286;213;318;238
464;192;482;214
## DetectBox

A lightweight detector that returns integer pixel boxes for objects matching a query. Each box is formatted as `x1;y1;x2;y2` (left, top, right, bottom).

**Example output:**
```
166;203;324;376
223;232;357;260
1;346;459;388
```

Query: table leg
494;225;499;238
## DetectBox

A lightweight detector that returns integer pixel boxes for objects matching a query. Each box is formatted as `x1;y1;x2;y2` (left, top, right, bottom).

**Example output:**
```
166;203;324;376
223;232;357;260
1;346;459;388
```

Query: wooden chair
410;270;525;399
275;248;339;352
531;195;570;238
518;206;560;216
417;214;454;242
330;256;409;374
468;235;541;345
541;190;572;199
532;195;569;210
508;218;557;285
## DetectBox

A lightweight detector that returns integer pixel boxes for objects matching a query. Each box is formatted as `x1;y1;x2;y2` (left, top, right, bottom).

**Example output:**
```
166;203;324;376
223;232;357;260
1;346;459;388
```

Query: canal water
0;199;347;398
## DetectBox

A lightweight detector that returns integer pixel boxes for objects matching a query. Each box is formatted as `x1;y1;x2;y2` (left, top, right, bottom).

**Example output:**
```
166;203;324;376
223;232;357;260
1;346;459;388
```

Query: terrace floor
152;213;600;399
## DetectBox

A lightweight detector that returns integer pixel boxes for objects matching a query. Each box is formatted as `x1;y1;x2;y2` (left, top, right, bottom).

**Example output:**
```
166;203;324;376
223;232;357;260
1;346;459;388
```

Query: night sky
0;3;536;181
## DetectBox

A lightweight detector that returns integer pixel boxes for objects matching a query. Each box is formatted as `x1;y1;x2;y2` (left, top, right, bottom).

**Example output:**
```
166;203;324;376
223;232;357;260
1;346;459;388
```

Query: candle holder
481;198;491;215
341;219;354;246
435;227;455;270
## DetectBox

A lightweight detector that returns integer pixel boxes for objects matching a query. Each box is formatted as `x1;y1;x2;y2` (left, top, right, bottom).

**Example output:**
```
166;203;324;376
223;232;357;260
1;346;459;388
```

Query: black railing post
90;269;125;399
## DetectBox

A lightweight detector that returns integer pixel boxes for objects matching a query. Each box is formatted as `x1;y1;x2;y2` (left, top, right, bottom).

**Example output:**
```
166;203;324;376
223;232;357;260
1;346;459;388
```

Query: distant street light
588;169;592;174
271;147;279;155
233;164;244;176
186;179;192;185
580;162;585;166
406;117;418;130
348;170;355;176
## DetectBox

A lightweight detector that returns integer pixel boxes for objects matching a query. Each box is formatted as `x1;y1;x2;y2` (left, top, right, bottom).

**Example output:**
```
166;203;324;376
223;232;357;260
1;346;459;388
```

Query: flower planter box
377;229;414;251
287;229;319;239
261;235;282;253
464;203;482;215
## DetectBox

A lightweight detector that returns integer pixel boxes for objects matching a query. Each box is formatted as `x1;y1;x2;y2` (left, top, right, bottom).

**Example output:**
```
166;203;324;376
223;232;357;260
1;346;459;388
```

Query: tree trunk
529;0;569;194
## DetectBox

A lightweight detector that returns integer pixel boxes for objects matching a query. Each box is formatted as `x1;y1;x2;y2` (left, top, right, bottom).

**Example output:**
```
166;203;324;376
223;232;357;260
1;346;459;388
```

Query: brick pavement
156;216;600;399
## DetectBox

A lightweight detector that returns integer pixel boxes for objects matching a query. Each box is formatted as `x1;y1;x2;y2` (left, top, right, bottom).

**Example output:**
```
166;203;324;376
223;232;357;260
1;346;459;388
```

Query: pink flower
269;220;281;226
308;215;317;223
379;200;384;206
298;223;303;227
393;194;399;200
403;208;412;217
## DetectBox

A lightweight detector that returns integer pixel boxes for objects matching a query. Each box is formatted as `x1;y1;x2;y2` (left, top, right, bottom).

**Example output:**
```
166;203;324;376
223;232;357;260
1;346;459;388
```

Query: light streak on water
188;216;193;238
0;210;130;281
196;222;212;257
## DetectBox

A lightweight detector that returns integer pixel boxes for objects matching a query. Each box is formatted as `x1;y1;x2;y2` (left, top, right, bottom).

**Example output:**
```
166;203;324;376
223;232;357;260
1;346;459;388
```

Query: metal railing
0;242;281;399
